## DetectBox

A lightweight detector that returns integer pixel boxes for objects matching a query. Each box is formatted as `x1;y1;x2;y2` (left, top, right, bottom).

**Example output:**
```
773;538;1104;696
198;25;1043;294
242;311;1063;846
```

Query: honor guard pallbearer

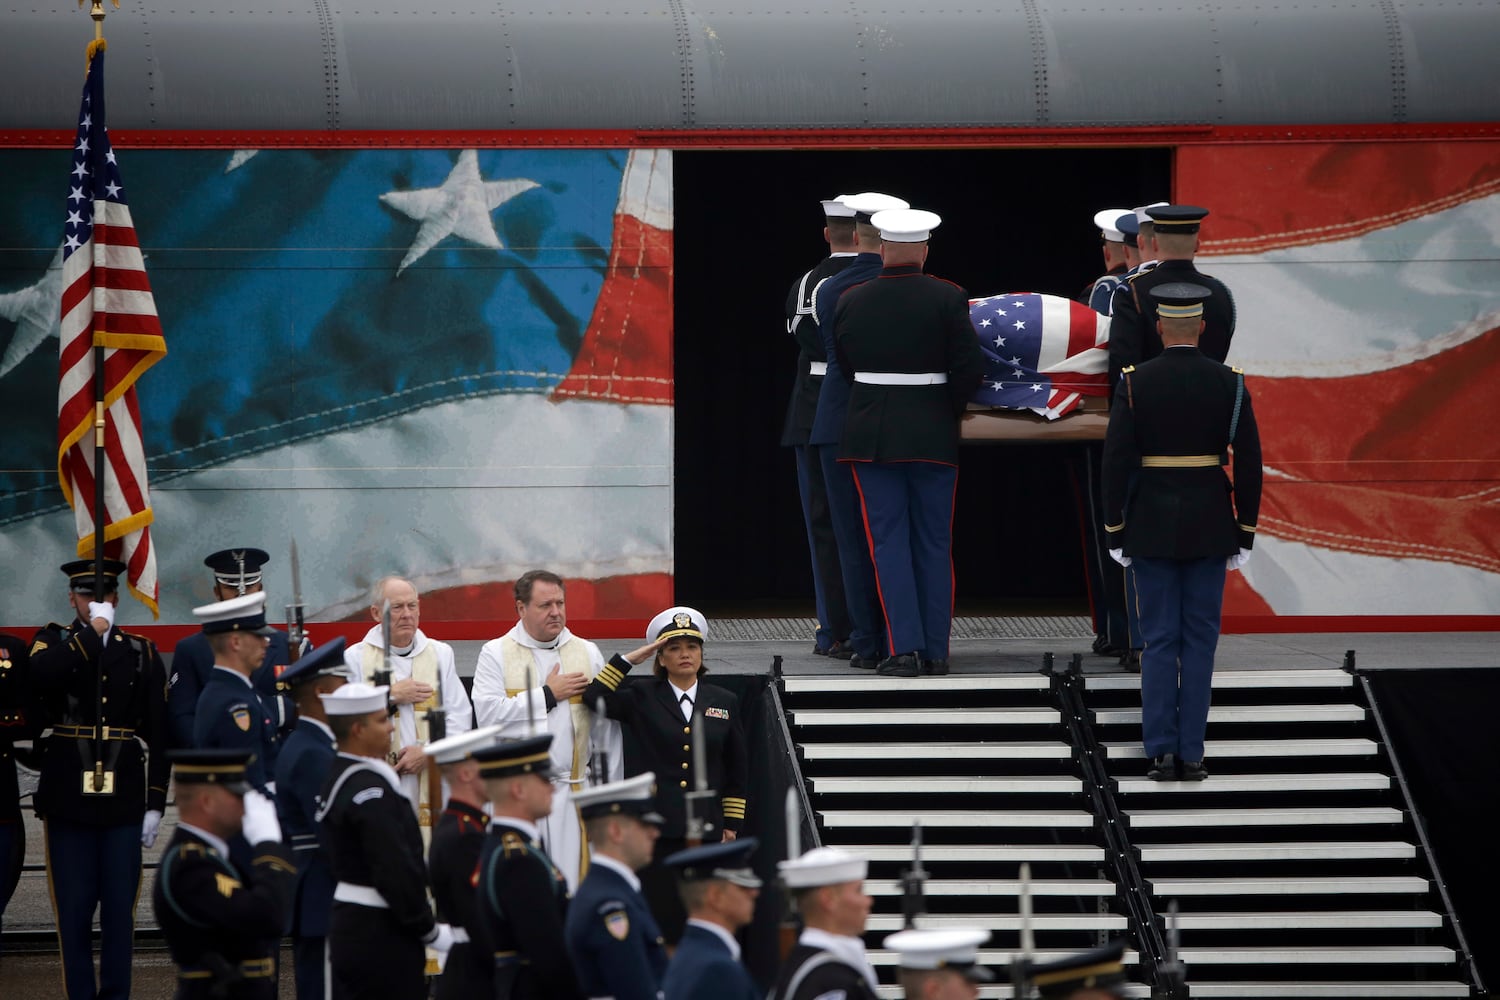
30;557;170;1000
152;749;296;999
770;847;879;1000
473;732;583;1000
884;927;995;1000
565;771;669;1000
273;638;350;1000
832;208;984;677
169;548;297;751
661;838;764;1000
1082;209;1132;315
424;724;507;1000
1103;283;1262;782
316;682;454;999
191;592;281;793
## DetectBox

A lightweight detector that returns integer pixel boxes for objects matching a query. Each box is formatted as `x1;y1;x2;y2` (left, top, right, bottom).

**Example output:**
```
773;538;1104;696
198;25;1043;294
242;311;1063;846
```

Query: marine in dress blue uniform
809;193;908;669
565;772;668;1000
169;548;297;752
29;558;170;1000
660;839;764;1000
1103;283;1262;780
832;208;984;676
785;196;863;657
273;638;349;1000
190;593;281;794
473;733;582;1000
152;749;296;1000
0;631;40;955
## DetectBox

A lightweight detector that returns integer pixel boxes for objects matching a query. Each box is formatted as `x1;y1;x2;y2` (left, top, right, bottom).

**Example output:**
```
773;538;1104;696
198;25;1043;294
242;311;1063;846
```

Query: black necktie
679;693;693;719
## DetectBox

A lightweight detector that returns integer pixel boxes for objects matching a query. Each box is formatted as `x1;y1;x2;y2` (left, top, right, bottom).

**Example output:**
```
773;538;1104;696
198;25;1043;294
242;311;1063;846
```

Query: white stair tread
1105;738;1378;759
1137;840;1416;862
1086;668;1353;691
805;741;1074;760
1186;983;1470;998
1180;945;1454;964
846;844;1107;863
875;988;1149;999
866;878;1116;897
1168;910;1444;929
1116;773;1390;794
794;707;1058;726
1094;704;1365;725
812;776;1082;794
821;810;1095;828
1151;876;1428;896
867;947;1138;967
865;913;1128;931
785;674;1050;694
1128;806;1402;828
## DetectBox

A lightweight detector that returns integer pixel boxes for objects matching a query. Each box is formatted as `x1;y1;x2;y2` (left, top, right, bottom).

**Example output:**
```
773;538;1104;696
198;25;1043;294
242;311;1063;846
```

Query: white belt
854;371;947;385
334;882;389;909
450;927;471;944
808;361;828;376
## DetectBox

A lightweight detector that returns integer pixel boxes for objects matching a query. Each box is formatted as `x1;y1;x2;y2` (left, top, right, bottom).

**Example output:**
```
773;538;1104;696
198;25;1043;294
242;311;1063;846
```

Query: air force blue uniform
194;668;279;793
662;922;760;1000
169;629;294;751
566;856;667;1000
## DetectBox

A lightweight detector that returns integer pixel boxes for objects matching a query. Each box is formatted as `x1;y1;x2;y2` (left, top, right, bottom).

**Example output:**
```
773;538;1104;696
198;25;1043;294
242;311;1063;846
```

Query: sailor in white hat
316;682;454;997
884;927;994;999
770;847;879;999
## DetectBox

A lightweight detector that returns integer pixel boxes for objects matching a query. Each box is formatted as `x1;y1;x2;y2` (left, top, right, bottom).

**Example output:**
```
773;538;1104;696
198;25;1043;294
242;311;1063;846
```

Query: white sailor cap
647;606;709;643
573;771;665;824
1134;201;1169;225
871;208;941;243
193;592;278;637
821;195;857;218
778;846;868;889
319;681;389;716
884;928;994;981
425;724;505;765
840;192;910;222
1094;208;1129;242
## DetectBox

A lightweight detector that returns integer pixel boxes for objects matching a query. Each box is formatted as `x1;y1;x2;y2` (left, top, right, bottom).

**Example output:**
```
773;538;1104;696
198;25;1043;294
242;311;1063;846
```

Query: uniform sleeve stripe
1104;523;1124;533
597;666;624;691
1238;523;1257;532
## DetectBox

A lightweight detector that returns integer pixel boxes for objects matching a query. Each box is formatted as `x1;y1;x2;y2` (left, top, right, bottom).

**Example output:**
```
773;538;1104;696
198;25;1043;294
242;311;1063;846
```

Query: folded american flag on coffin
967;293;1110;420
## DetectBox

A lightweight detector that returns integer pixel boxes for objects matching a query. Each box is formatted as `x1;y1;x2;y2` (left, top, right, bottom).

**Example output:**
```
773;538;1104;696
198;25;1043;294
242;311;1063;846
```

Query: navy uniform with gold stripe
1;631;39;950
30;558;170;1000
153;749;296;999
473;734;581;1000
190;593;282;794
1103;283;1262;778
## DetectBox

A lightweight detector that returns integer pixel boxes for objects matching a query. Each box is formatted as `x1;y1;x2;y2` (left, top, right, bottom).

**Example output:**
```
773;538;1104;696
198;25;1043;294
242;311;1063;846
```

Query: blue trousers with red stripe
850;461;958;660
1132;554;1227;763
817;445;886;660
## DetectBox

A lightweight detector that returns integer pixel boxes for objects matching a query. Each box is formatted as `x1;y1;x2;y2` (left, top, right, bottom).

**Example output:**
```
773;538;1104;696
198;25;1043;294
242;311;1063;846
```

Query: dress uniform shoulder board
159;845;214;929
1231;366;1244;374
1122;365;1136;374
500;831;528;857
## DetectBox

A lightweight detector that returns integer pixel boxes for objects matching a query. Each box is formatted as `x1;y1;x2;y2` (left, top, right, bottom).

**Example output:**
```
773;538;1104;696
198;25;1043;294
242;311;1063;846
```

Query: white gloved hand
240;789;283;845
424;923;455;954
141;809;163;848
88;600;115;633
1228;548;1252;571
1109;548;1132;568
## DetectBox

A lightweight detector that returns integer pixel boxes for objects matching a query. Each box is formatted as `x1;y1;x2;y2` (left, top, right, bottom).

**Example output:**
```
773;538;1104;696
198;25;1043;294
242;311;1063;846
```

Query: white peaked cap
425;724;505;764
778;846;868;888
1134;200;1169;225
884;927;991;971
821;195;857;218
1094;208;1129;241
871;208;941;243
647;606;709;643
840;192;910;217
319;681;389;716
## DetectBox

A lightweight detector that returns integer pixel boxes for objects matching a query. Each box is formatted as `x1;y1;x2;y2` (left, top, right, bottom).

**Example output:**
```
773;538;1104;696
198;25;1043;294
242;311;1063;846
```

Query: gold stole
360;643;441;837
499;636;591;784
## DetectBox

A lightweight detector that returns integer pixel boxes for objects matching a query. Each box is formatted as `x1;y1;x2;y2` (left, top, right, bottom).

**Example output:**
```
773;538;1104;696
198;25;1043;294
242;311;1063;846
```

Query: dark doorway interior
673;147;1171;615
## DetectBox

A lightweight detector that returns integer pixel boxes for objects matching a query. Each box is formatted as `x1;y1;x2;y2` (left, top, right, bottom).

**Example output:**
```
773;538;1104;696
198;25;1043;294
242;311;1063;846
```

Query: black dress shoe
920;659;950;676
1092;635;1124;657
1121;649;1142;673
849;654;877;670
1146;753;1178;781
1179;760;1208;781
825;640;854;660
876;653;919;677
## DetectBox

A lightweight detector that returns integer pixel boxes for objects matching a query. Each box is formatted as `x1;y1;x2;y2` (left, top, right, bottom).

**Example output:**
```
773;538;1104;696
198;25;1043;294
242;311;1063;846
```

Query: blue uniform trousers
1133;554;1228;762
45;819;142;1000
816;445;885;660
0;819;22;958
850;461;958;660
794;444;850;649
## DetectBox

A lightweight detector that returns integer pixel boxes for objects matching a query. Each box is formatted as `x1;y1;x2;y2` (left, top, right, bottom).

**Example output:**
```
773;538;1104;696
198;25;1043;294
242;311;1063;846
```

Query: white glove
240;789;283;845
1229;548;1252;571
424;923;455;954
88;600;115;633
141;809;163;848
1109;548;1132;567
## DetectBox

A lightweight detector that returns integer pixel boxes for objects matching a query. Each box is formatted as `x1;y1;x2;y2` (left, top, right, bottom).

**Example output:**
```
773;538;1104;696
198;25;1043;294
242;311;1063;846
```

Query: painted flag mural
57;49;167;616
0;146;674;626
1180;141;1500;617
968;292;1110;419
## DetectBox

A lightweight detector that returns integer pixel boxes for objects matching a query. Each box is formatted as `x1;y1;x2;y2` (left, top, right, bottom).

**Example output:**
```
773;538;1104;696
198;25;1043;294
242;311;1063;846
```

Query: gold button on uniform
683;726;690;734
681;762;689;770
679;780;687;788
682;745;690;752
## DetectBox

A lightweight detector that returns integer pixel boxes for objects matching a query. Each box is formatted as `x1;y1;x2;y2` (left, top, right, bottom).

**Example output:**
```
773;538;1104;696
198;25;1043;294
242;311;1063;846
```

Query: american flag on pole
967;292;1110;419
57;47;166;617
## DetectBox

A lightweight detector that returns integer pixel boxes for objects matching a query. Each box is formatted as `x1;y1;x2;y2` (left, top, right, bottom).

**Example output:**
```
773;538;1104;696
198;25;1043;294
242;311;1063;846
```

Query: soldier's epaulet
457;813;486;836
1231;366;1244;375
500;831;528;858
1122;365;1136;375
177;841;207;858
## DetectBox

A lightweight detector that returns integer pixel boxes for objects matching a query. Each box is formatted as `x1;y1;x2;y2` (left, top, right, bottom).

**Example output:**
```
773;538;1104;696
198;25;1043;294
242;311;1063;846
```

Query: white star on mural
379;149;540;275
0;246;65;379
225;150;259;173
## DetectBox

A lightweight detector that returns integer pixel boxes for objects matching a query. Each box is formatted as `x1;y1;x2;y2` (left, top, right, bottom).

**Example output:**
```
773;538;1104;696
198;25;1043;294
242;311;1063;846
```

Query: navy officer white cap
319;681;389;716
778;846;868;888
884;927;993;980
1094;208;1129;242
870;208;942;243
424;724;504;765
840;192;910;218
821;194;857;217
647;606;709;643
